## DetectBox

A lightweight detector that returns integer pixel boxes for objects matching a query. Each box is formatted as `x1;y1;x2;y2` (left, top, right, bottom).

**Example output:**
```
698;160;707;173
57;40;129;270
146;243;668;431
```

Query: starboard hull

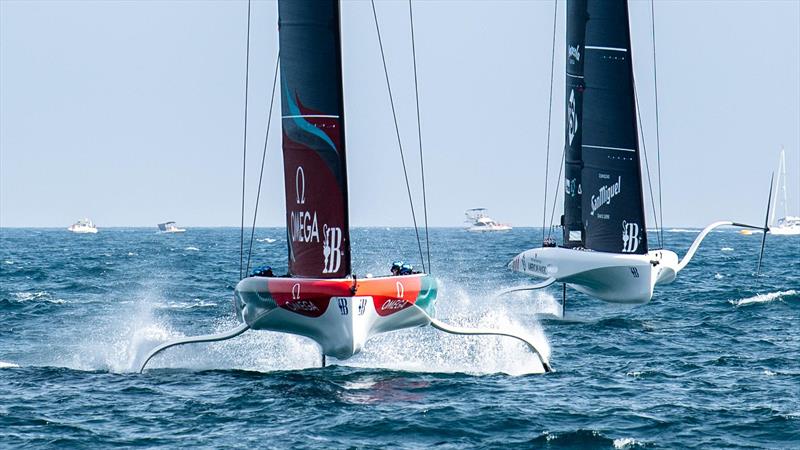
234;274;438;360
509;247;679;304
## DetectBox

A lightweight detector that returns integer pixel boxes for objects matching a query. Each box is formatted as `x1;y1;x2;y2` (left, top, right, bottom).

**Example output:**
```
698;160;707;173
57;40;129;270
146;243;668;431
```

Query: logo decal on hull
337;298;348;316
291;283;301;300
295;166;306;205
622;221;641;253
358;298;367;316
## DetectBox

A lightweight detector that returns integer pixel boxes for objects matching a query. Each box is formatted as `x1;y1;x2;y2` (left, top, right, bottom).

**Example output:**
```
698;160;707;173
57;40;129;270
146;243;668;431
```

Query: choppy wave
721;247;734;252
10;291;66;304
730;289;798;307
667;228;699;233
256;237;277;243
2;227;797;448
184;246;200;251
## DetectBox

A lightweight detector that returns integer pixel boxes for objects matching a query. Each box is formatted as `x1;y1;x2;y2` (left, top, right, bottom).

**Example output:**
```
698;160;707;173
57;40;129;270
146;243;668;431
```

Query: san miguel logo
621;221;640;253
590;176;621;216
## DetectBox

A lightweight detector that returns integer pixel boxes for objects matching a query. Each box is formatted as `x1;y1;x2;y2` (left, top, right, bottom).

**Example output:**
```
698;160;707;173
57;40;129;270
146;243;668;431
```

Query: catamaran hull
233;274;437;360
509;247;679;304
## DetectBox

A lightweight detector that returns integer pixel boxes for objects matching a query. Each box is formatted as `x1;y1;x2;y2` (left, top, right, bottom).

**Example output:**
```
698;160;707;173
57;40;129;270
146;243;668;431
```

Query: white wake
729;289;798;307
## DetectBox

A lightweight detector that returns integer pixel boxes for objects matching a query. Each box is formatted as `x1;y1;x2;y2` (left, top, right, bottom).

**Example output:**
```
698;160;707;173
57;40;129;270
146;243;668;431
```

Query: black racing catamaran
140;0;551;373
507;0;770;308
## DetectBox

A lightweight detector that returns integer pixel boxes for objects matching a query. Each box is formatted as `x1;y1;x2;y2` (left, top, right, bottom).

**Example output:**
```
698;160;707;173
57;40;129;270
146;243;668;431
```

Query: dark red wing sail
279;0;351;277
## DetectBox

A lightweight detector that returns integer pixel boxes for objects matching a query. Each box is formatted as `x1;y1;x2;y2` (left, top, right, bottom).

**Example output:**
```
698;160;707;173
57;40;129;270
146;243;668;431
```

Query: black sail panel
279;0;351;277
563;0;588;248
576;0;648;254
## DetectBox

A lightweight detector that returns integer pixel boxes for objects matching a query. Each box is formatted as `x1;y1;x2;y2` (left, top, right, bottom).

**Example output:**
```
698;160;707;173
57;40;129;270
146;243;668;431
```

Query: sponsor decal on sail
621;221;641;253
289;164;344;274
568;89;578;145
322;225;343;274
590;176;622;216
568;44;581;62
565;178;581;197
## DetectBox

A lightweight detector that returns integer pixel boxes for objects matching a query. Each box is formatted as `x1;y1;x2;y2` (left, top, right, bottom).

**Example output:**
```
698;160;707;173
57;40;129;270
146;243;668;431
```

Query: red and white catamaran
140;0;551;373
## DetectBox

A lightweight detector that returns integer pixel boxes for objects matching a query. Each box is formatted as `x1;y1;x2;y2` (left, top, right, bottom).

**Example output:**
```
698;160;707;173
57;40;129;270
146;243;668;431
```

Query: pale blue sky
1;0;798;228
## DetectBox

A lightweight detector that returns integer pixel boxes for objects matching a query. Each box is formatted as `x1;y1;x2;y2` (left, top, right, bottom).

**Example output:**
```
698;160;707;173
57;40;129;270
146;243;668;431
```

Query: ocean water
1;227;798;449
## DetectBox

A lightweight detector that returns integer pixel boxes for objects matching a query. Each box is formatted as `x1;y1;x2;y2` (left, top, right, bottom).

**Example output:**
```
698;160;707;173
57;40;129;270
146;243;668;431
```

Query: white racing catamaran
140;0;551;373
505;0;769;309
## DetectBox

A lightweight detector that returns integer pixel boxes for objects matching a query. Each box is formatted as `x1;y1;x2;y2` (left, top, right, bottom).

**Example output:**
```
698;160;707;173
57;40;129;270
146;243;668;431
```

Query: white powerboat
157;221;186;233
465;208;512;232
768;148;800;235
67;218;97;234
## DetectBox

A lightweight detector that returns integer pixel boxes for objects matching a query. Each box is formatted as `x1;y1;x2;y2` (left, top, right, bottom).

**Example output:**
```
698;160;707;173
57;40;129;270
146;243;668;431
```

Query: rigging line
371;0;426;272
632;72;662;249
627;2;660;249
541;0;558;244
547;149;566;240
408;0;431;274
650;0;665;248
239;0;252;280
245;53;280;277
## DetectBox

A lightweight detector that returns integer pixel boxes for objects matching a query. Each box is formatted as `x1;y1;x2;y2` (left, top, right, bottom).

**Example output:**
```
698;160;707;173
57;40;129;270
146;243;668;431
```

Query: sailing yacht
140;0;551;373
769;148;800;235
465;208;512;232
506;0;767;306
67;218;98;234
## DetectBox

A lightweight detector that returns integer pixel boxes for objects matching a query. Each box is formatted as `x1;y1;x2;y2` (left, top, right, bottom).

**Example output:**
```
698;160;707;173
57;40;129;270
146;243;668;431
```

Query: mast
562;0;588;248
279;0;351;278
563;0;649;254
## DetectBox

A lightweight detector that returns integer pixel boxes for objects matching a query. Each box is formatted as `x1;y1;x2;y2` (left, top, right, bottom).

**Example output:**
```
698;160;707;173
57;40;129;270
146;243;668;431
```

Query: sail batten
279;0;351;278
563;0;648;255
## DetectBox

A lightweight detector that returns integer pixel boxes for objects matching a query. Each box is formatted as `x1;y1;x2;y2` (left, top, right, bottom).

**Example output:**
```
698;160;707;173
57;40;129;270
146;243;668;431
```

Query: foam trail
343;286;552;375
730;289;797;307
86;279;553;375
0;361;20;369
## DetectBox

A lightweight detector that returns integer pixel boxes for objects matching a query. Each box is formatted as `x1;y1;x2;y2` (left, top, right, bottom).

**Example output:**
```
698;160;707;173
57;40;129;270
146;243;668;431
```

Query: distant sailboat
67;218;97;234
140;0;551;373
157;221;186;234
505;0;768;308
769;148;800;236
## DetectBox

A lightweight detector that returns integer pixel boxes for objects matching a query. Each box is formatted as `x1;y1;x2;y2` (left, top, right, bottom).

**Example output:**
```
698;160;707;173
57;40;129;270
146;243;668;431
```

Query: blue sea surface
1;227;798;448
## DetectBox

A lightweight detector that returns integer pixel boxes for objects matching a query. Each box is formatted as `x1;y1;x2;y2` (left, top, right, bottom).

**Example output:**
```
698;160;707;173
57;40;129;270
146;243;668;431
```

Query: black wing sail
279;0;352;277
564;0;648;254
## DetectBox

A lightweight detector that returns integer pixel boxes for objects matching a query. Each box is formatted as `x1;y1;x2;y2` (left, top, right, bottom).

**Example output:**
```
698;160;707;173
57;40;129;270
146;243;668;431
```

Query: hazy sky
1;0;798;228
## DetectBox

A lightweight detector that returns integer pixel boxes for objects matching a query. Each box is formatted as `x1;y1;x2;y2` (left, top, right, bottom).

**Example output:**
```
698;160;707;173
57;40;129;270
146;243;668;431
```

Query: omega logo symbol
295;166;305;205
396;282;404;299
291;283;301;300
